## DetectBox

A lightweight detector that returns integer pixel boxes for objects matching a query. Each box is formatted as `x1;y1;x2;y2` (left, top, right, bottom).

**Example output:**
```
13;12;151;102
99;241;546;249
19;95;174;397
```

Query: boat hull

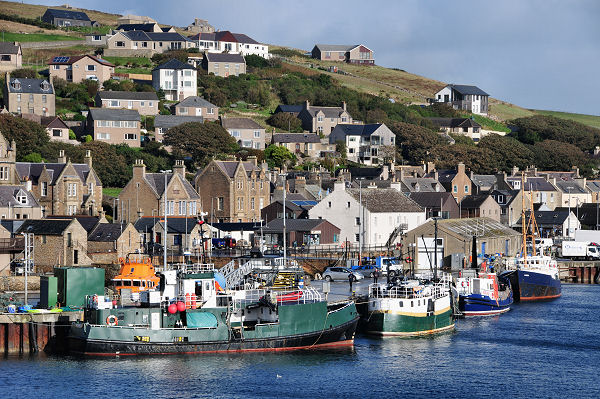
502;270;561;302
362;307;454;337
459;293;512;317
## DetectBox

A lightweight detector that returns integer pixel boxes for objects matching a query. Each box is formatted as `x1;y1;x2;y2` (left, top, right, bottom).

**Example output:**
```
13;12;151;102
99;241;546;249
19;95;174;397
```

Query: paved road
308;278;376;303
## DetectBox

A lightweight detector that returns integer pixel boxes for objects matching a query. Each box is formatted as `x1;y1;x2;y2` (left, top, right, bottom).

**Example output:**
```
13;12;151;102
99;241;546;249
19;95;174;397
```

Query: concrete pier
558;261;600;284
0;311;82;355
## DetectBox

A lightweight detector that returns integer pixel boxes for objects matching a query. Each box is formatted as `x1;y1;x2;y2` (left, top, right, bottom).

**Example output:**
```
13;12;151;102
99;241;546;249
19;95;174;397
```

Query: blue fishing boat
457;272;513;317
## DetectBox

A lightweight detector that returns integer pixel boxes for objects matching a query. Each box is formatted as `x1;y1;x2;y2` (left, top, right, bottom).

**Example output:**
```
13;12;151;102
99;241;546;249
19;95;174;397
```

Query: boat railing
230;287;322;310
155;263;215;274
369;281;449;300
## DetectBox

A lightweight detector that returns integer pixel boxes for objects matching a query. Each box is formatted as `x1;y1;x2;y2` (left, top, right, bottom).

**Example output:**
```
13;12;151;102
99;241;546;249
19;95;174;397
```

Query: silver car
322;267;364;282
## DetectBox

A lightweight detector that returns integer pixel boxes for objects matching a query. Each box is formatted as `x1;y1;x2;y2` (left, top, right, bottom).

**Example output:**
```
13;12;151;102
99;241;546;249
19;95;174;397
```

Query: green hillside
532;110;600;129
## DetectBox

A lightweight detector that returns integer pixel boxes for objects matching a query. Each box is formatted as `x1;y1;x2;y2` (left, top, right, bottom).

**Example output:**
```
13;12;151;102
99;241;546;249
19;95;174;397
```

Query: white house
308;180;425;247
434;84;489;116
152;59;197;101
189;30;270;59
329;123;396;166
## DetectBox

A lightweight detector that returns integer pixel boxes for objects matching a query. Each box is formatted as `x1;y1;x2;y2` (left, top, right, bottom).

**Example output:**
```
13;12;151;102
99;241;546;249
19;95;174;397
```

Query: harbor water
1;284;599;398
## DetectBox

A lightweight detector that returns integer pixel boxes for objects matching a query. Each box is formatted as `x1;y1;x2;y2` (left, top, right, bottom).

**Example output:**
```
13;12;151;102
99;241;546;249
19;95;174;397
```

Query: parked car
322;267;364;282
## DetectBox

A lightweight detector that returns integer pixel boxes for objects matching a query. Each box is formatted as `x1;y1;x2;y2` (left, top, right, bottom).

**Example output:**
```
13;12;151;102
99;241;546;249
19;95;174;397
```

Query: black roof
263;218;338;233
275;104;303;114
88;108;140;121
209;222;262;232
330;124;381;137
88;223;124;241
516;210;570;226
153;58;196;71
460;194;494;209
17;219;74;235
0;42;20;55
49;216;101;233
7;78;53;94
409;192;456;209
204;53;246;63
44;8;90;21
448;84;489;96
348;167;383;179
116;23;157;32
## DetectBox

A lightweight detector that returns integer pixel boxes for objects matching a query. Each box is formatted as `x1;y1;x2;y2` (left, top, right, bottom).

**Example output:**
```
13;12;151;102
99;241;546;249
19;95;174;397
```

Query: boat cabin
112;256;160;294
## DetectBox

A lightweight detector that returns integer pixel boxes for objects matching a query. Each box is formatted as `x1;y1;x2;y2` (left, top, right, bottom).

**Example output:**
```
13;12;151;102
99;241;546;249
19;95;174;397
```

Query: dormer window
11;79;21;90
16;192;27;204
40;81;50;91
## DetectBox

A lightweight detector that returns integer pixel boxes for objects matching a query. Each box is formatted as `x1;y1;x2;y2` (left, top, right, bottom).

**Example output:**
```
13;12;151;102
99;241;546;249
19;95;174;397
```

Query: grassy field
1;32;83;42
103;188;122;197
0;0;120;26
22;44;98;64
533;109;600;129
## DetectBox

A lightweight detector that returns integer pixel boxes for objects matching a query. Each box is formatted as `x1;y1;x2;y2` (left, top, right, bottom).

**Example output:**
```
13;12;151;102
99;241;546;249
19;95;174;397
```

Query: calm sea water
1;284;599;399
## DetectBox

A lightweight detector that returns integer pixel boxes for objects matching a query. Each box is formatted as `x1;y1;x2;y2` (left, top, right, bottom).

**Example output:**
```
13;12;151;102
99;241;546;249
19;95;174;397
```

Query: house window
125;134;138;140
86;65;96;71
116;41;125;47
29;94;34;102
341;116;347;122
237;197;243;210
355;233;360;242
231;130;240;138
347;202;351;208
259;198;264;210
453;185;458;193
237;180;243;189
254;130;261;138
217;197;224;210
52;65;60;70
167;201;174;215
251;198;255;210
41;182;48;196
93;35;101;41
189;201;197;216
68;183;77;197
52;129;62;137
68;205;77;215
97;133;110;140
110;100;119;107
179;200;186;215
317;126;323;134
88;182;93;195
465;185;469;193
42;95;47;103
0;166;9;180
355;217;360;226
317;115;323;122
208;108;214;114
17;193;27;204
328;201;331;208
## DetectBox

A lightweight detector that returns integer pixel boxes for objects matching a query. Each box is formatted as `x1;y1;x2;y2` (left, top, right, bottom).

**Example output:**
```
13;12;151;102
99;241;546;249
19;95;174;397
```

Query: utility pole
434;218;439;281
161;170;171;268
280;172;288;264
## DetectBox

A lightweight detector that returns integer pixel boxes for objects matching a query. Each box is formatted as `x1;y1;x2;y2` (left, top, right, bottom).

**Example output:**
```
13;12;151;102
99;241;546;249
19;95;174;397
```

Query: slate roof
44;8;90;21
329;124;381;141
50;216;101;233
314;44;356;52
231;33;260;45
0;42;20;54
142;173;200;199
272;133;321;144
122;31;191;43
347;188;423;213
154;115;203;129
15;162;99;185
554;180;587;194
7;78;53;94
116;23;157;32
190;31;261;44
88;108;140;121
435;170;458;183
153;58;196;71
434;217;519;239
401;177;445;192
506;177;557;191
221;118;263;130
133;217;157;233
409;192;455;209
96;91;158;101
0;186;39;208
428;117;482;129
212;160;261;179
17;219;73;235
305;105;346;119
175;96;216;108
515;210;570;226
586;181;600;192
88;223;124;241
209;222;262;232
263;218;338;233
460;194;494;209
471;174;497;191
48;54;114;67
447;84;489;96
348;167;383;179
204;52;246;63
274;104;303;114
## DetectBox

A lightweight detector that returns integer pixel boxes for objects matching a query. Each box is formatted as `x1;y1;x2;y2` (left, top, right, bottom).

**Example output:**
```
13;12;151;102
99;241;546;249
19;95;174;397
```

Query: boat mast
521;172;527;264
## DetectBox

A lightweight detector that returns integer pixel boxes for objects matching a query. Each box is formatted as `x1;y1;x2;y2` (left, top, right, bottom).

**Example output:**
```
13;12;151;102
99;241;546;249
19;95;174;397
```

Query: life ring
145;258;152;264
106;315;118;326
461;281;466;288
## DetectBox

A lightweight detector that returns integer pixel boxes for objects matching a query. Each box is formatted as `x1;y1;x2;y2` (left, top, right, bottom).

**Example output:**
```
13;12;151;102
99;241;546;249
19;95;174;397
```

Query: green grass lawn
103;187;122;197
1;32;83;42
533;109;600;129
103;56;153;67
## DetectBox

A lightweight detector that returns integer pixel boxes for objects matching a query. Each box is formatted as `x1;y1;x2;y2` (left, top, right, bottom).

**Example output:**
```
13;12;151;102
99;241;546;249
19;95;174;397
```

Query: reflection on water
1;285;600;398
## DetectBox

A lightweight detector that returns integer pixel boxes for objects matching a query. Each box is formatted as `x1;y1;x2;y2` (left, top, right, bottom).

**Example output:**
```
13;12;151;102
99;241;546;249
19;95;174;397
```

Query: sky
22;0;600;115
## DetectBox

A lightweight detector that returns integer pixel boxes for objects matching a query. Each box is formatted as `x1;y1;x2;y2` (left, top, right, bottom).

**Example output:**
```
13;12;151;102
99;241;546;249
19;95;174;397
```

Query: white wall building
308;181;425;247
329;123;396;166
190;30;270;59
152;59;197;101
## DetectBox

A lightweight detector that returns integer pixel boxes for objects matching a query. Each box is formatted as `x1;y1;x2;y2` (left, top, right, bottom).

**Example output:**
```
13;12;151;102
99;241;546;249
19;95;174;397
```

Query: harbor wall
558;261;600;284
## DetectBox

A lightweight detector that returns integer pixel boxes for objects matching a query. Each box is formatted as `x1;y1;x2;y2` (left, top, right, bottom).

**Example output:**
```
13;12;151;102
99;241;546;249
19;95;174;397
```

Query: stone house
515;210;579;239
409;192;460;220
117;160;201;224
106;31;195;57
17;218;93;272
0;185;42;220
428;117;489;142
554;178;591;208
262;218;341;247
460;194;502;222
434;84;489;116
86;108;141;147
4;73;55;116
308;180;425;247
21;114;73;143
117;15;157;25
311;44;375;65
135;216;206;257
402;218;521;272
152;59;197;101
201;52;247;77
260;199;313;223
87;222;141;264
0;42;22;72
221;117;266;150
194;158;270;223
428;163;473;203
95;91;159;116
174;96;218;120
271;133;335;159
48;55;114;84
329;123;396;165
505;176;560;210
186;18;215;34
15;150;103;217
297;100;353;135
154;115;204;144
41;8;93;27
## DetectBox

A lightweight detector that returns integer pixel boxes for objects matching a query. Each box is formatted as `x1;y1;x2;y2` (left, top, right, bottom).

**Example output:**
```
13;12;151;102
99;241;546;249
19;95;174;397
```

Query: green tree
478;134;534;172
335;140;347;160
264;145;296;168
266;112;302;132
163;122;238;166
22;152;43;162
390;121;445;164
0;114;49;159
510;115;600;150
10;68;39;79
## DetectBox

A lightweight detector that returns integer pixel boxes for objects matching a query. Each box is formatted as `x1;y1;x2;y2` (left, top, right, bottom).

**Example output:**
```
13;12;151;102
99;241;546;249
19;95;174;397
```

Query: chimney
173;159;185;177
137;208;144;219
511;166;519;176
334;176;345;192
426;161;436;173
248;155;257;166
399;167;405;181
572;166;580;178
58;149;66;163
390;182;402;192
342;101;346;111
84;149;92;167
295;176;306;192
381;165;389;181
24;177;32;191
305;100;310;109
457;162;465;175
133;159;146;180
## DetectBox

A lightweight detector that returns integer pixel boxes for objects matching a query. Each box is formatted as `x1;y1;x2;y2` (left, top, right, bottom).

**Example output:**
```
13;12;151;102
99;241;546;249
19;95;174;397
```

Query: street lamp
161;170;172;268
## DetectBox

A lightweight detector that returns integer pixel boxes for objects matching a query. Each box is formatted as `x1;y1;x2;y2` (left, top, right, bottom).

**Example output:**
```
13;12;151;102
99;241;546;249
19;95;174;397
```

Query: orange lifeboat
112;256;160;294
